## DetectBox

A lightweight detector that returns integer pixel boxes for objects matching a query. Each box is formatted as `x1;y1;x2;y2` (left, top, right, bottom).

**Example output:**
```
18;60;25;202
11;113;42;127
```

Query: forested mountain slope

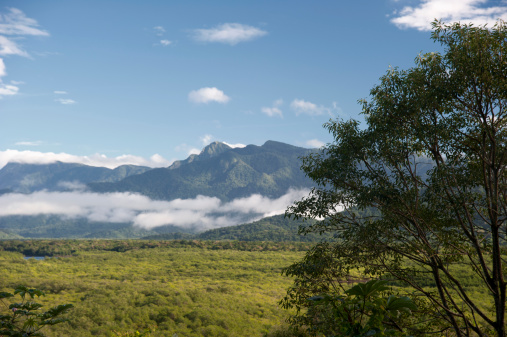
89;141;315;201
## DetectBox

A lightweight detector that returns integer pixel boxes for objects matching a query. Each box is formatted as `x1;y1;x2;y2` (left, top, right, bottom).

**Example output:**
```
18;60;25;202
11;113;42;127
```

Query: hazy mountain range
0;141;318;239
0;162;151;194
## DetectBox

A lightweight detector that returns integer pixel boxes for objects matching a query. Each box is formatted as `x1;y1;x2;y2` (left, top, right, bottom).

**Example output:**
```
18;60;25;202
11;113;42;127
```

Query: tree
283;20;507;336
0;285;73;336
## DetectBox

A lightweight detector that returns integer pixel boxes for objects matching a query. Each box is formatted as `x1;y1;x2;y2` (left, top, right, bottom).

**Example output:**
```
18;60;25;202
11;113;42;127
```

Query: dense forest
0;241;308;336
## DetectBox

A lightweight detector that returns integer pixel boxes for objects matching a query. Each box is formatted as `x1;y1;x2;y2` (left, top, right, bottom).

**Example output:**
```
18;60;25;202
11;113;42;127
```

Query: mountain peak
199;141;232;159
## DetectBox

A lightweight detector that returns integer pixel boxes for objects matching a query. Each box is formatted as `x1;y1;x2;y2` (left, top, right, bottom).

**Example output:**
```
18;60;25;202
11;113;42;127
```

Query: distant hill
0;215;194;239
0;213;331;242
0;162;151;193
142;214;332;242
89;141;315;201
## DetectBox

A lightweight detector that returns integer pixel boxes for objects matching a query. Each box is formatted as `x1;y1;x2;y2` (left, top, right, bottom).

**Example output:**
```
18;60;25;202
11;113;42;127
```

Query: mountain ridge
0;161;152;193
88;140;315;201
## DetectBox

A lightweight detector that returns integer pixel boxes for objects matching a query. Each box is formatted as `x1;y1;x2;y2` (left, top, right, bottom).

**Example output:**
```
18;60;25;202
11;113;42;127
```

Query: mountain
0;140;318;240
142;214;332;242
89;141;315;201
0;215;195;239
0;213;328;242
0;162;152;193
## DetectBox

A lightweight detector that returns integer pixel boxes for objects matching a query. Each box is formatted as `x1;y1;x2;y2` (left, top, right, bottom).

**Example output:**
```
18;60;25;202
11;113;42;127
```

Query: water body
24;256;45;260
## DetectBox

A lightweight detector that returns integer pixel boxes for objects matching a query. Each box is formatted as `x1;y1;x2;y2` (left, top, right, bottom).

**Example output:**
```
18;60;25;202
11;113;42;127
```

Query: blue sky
1;0;506;168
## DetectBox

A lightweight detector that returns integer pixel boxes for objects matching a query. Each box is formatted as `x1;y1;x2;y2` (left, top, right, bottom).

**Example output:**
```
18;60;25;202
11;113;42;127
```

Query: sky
1;0;506;230
1;0;506;169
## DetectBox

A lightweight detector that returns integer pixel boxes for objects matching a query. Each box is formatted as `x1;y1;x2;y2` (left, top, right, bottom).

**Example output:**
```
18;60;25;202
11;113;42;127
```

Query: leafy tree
283;20;507;336
0;285;73;336
301;280;416;336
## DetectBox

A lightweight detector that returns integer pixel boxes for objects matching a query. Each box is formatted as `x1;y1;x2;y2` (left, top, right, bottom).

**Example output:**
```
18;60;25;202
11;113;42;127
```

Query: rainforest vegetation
0;240;307;336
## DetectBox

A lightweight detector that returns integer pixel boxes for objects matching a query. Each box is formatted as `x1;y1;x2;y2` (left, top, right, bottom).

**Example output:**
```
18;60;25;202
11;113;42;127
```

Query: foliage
0;239;312;256
0;285;73;336
0;242;306;336
296;280;417;336
284;20;507;336
194;214;326;242
112;326;156;337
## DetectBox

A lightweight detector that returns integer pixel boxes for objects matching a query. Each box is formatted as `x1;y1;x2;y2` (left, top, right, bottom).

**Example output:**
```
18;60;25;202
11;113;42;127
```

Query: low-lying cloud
0;188;311;231
0;149;173;169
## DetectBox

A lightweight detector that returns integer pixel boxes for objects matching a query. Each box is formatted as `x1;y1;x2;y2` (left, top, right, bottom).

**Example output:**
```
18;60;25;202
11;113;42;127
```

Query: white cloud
0;8;49;36
305;139;325;148
0;82;18;96
192;23;267;45
0;188;310;231
223;142;246;148
261;99;284;118
391;0;507;31
0;149;173;170
160;39;172;46
0;58;18;98
54;90;67;94
55;98;76;105
14;141;43;146
0;8;49;57
0;36;27;57
153;26;166;35
261;107;282;117
0;58;5;77
200;134;214;146
290;99;333;116
188;87;230;104
0;9;48;98
175;143;201;156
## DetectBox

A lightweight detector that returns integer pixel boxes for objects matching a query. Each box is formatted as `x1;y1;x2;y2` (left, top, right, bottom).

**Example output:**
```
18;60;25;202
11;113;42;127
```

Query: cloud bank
0;188;311;231
391;0;507;31
192;23;267;45
0;149;173;169
188;87;230;104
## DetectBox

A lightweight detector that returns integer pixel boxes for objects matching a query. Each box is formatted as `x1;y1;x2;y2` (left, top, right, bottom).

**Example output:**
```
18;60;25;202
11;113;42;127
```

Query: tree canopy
283;20;507;336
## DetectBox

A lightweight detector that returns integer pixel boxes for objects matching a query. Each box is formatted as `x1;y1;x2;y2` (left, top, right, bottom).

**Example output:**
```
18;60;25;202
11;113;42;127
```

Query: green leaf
345;280;389;298
385;295;417;317
0;292;14;299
